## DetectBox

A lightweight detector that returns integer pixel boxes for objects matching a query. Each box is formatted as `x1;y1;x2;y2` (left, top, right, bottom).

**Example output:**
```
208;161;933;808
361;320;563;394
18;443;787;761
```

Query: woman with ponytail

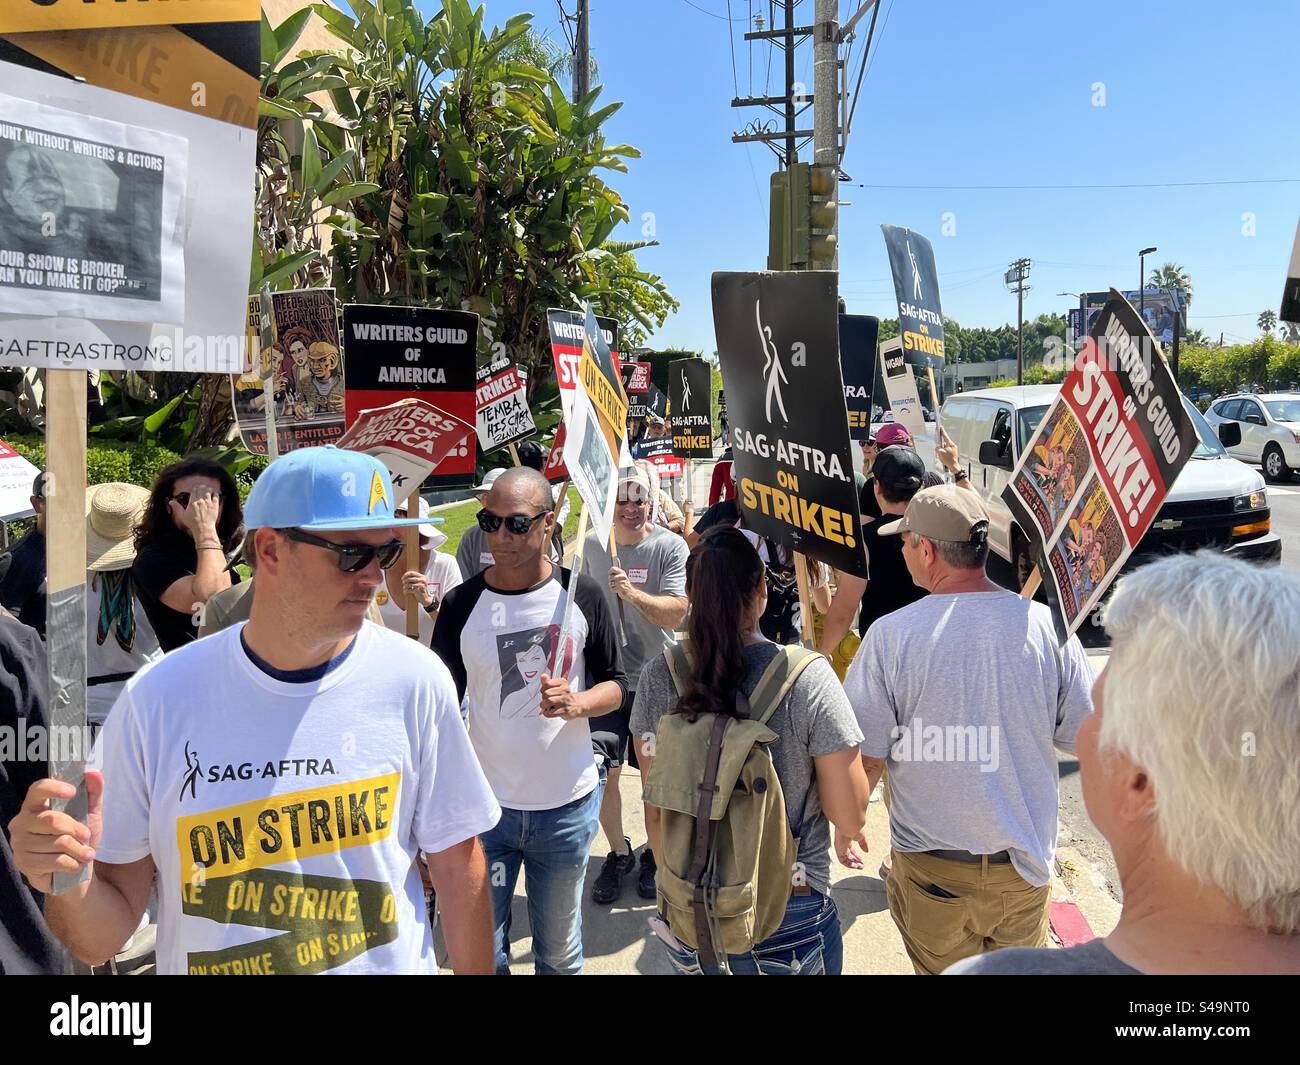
631;526;869;974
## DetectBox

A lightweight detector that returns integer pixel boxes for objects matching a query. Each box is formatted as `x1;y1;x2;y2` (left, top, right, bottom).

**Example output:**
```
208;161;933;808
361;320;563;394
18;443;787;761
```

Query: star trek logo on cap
367;470;387;515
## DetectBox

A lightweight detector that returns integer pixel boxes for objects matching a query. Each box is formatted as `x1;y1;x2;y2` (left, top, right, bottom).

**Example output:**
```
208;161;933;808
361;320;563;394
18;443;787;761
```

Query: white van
941;385;1281;589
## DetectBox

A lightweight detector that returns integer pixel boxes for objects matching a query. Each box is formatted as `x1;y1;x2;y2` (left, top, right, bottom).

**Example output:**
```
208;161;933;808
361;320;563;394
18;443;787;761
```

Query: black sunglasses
171;491;222;509
476;509;550;536
282;528;404;573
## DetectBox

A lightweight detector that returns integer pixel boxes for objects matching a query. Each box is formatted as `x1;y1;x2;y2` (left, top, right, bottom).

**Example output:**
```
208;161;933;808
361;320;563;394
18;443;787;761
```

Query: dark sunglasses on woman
282;528;404;572
476;509;549;536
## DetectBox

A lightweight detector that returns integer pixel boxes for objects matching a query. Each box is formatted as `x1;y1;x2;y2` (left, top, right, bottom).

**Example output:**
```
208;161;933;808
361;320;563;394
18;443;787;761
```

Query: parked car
1203;392;1300;483
940;385;1280;595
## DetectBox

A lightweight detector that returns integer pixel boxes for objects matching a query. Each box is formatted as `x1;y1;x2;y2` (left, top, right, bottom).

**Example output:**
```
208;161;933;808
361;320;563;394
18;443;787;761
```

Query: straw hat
85;482;150;572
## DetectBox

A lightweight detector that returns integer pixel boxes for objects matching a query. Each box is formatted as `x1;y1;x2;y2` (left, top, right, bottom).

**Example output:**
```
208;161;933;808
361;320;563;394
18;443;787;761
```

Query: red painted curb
1049;899;1095;947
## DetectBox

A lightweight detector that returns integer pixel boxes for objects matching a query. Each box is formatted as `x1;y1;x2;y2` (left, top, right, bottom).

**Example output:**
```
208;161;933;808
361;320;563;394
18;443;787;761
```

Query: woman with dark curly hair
131;458;243;652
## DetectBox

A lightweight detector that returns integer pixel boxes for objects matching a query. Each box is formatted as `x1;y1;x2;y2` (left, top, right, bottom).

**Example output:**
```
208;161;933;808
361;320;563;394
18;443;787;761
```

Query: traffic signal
807;163;837;265
768;169;791;271
771;163;837;269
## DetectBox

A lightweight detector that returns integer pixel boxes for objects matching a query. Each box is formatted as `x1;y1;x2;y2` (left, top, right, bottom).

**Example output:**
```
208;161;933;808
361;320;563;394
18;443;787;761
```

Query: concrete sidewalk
466;764;1117;975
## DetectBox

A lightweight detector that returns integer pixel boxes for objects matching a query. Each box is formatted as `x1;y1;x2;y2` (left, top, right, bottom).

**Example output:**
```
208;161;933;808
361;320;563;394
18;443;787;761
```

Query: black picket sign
711;271;866;578
839;314;879;441
669;358;713;457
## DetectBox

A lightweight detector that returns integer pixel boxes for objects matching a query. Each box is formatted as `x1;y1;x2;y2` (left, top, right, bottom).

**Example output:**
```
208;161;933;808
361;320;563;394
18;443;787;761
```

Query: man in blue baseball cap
12;446;501;975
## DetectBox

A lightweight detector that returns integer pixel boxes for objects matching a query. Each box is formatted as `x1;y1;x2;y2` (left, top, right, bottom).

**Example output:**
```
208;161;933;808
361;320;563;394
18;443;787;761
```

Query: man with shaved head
432;466;626;974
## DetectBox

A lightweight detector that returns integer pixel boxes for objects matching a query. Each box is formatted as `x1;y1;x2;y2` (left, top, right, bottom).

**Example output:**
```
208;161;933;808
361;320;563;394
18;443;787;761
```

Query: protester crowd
2;430;1298;977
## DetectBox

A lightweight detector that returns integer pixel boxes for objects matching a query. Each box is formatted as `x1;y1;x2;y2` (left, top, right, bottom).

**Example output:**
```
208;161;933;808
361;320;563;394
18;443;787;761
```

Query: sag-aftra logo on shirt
178;741;338;802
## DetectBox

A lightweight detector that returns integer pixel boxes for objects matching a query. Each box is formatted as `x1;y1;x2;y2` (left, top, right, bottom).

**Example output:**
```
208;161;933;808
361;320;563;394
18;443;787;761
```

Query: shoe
637;848;658;900
592;838;636;904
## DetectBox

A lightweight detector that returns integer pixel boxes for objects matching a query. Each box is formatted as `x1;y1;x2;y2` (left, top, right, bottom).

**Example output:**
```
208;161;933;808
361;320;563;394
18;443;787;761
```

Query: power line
840;0;880;159
680;0;741;20
847;178;1300;191
726;0;739;96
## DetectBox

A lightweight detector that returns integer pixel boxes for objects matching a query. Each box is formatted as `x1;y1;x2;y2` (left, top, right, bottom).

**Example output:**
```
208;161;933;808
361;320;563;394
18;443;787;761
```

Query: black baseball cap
872;446;926;500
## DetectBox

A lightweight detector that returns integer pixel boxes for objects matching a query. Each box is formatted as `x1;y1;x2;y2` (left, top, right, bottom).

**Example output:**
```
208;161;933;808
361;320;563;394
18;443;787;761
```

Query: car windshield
1016;397;1226;457
1264;398;1300;422
1184;398;1226;457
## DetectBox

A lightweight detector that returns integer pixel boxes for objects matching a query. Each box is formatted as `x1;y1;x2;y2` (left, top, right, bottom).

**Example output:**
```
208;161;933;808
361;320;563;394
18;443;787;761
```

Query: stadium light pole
1139;247;1157;317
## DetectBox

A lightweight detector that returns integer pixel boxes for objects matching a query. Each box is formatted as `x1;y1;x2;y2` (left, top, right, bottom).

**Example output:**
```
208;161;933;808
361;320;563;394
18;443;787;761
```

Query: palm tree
1148;262;1193;304
1258;309;1277;335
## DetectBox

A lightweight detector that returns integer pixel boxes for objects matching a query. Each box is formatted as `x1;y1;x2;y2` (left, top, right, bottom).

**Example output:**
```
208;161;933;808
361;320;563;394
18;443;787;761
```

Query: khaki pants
886;849;1051;975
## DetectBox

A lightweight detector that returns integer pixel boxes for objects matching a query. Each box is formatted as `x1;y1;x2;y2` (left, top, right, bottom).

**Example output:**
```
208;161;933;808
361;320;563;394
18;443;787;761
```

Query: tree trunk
189;374;237;451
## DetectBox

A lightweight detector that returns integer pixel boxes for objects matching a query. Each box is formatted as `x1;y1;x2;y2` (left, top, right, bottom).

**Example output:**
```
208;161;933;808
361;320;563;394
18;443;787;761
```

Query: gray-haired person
949;553;1300;975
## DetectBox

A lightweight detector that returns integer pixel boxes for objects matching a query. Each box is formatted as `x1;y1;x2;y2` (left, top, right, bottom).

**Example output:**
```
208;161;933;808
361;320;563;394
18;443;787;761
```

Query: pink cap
875;422;913;447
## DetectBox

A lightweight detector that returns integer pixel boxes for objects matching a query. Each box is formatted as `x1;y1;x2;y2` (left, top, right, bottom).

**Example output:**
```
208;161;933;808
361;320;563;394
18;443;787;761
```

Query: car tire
1263;444;1293;483
1012;531;1037;593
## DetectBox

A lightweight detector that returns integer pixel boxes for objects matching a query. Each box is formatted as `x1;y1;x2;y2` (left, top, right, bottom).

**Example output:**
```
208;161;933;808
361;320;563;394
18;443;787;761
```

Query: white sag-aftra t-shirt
92;621;500;975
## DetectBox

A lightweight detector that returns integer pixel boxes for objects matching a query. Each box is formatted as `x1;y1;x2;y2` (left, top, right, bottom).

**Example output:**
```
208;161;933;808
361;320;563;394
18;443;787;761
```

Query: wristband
953;469;968;482
197;544;225;551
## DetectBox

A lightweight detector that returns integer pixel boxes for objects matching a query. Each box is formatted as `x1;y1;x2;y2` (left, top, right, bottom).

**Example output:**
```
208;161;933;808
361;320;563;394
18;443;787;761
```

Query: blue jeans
660;889;843;975
480;772;605;975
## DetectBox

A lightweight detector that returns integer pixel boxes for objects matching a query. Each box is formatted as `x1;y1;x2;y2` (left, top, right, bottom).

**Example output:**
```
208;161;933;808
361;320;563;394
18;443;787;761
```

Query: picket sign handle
1020;565;1043;600
508;442;521;467
47;369;90;896
794;552;816;648
258;284;280;462
405;486;421;638
610;528;628;647
550;479;570;524
555;505;591;675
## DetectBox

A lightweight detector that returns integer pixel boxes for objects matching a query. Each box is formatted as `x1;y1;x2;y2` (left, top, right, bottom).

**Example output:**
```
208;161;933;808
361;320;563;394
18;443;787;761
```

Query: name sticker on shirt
480;552;495;565
627;567;649;585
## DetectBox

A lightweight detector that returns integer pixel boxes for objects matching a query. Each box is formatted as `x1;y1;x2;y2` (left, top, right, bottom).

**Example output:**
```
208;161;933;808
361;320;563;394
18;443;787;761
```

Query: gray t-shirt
455;525;496;580
843;590;1095;888
632;642;863;897
456;523;560;580
581;526;688;683
945;938;1142;975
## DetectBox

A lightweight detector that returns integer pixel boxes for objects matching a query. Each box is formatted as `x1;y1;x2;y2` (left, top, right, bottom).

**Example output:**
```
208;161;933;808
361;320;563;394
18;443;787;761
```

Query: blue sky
413;0;1300;351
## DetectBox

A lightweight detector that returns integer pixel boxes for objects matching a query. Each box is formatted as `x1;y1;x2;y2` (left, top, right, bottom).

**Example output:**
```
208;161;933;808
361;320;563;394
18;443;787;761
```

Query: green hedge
4;435;267;504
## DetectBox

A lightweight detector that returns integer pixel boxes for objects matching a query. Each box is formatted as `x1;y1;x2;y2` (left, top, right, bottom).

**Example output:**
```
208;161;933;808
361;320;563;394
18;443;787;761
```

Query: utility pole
573;0;590;103
813;0;839;270
1005;258;1032;385
731;1;812;169
783;0;796;165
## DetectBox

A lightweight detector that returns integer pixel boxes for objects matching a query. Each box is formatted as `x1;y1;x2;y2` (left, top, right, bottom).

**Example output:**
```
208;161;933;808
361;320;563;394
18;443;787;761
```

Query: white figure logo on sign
754;299;788;426
908;238;923;301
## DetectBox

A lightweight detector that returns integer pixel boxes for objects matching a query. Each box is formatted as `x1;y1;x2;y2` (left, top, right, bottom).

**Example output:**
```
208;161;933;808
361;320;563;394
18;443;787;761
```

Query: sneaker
637;848;658;900
592;838;636;904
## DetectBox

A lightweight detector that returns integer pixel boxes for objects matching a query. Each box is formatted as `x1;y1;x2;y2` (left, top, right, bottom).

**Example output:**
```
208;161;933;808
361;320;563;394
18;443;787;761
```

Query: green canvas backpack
643;640;823;971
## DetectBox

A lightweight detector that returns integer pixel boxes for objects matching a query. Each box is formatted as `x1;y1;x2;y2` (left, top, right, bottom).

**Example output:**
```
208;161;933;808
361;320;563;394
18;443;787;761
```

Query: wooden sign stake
794;552;816;649
404;486;421;639
1020;565;1043;600
46;369;89;895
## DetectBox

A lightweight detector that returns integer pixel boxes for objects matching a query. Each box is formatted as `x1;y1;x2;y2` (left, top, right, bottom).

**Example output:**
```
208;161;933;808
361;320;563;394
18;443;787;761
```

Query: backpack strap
688;713;729;972
747;646;824;726
663;641;694;697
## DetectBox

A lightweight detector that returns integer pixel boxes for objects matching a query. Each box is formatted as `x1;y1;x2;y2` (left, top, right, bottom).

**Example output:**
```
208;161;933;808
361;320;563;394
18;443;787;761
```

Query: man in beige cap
839;484;1095;975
